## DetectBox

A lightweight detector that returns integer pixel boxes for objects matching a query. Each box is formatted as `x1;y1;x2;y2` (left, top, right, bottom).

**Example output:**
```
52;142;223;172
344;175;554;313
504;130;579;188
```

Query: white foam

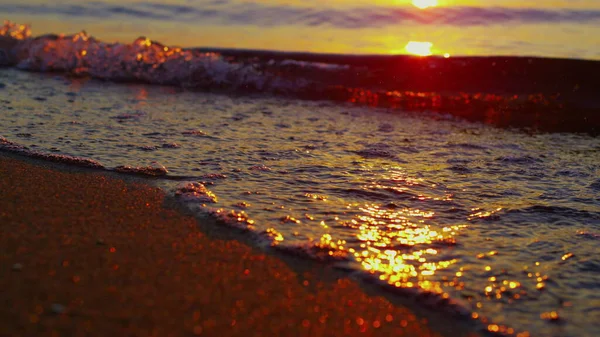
174;182;218;203
113;161;168;176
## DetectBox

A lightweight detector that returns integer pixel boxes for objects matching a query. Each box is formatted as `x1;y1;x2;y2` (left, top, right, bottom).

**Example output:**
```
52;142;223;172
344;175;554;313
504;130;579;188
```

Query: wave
0;136;105;169
1;21;600;134
504;205;600;224
2;1;600;27
0;135;191;178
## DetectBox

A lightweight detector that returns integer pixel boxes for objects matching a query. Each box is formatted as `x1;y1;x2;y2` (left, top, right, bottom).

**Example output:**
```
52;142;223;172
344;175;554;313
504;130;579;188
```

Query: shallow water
1;68;599;336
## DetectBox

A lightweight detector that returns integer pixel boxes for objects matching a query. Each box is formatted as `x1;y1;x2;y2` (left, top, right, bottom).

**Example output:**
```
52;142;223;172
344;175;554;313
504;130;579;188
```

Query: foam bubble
248;165;272;172
175;182;218;203
114;161;168;176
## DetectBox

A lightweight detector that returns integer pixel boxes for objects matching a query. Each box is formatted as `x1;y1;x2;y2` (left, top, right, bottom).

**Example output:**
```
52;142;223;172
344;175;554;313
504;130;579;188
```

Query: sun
412;0;438;9
405;41;433;56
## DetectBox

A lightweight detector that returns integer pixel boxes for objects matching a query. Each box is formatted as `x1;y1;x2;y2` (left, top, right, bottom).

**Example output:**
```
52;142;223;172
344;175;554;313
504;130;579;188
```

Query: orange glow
488;324;499;332
561;252;574;261
0;21;31;40
541;311;560;321
412;0;438;9
405;41;433;56
346;201;464;294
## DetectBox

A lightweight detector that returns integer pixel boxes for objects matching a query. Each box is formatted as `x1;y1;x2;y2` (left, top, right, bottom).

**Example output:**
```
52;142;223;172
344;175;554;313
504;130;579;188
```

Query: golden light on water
343;203;465;294
412;0;438;9
405;41;433;56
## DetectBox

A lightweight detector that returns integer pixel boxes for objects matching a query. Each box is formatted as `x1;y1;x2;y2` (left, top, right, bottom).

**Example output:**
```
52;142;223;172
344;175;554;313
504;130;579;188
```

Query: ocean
1;1;599;336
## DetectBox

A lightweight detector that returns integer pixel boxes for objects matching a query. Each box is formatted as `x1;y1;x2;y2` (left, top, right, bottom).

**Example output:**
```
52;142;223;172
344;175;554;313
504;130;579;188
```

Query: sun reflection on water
170;134;556;337
345;203;465;294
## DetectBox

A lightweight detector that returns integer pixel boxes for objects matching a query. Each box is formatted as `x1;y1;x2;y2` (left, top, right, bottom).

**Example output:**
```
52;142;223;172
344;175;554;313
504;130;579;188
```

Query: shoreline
0;152;481;337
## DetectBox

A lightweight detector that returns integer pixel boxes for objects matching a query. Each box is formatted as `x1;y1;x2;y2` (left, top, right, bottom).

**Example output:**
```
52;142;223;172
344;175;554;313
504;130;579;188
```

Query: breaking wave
1;21;600;135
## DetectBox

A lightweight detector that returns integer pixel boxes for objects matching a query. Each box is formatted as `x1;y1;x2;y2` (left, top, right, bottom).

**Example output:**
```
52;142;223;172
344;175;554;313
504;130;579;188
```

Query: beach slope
0;154;477;337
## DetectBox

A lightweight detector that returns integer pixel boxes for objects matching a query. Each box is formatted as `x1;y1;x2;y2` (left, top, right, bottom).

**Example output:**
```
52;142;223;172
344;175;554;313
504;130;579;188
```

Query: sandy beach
0;153;479;337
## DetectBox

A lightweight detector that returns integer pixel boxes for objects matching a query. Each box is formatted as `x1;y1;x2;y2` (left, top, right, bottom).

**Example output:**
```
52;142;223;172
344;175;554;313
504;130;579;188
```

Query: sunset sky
6;0;600;9
235;0;600;9
2;0;599;59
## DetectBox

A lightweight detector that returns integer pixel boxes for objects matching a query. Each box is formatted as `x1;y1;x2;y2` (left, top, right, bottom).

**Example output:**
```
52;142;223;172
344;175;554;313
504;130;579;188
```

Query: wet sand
0;153;479;337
